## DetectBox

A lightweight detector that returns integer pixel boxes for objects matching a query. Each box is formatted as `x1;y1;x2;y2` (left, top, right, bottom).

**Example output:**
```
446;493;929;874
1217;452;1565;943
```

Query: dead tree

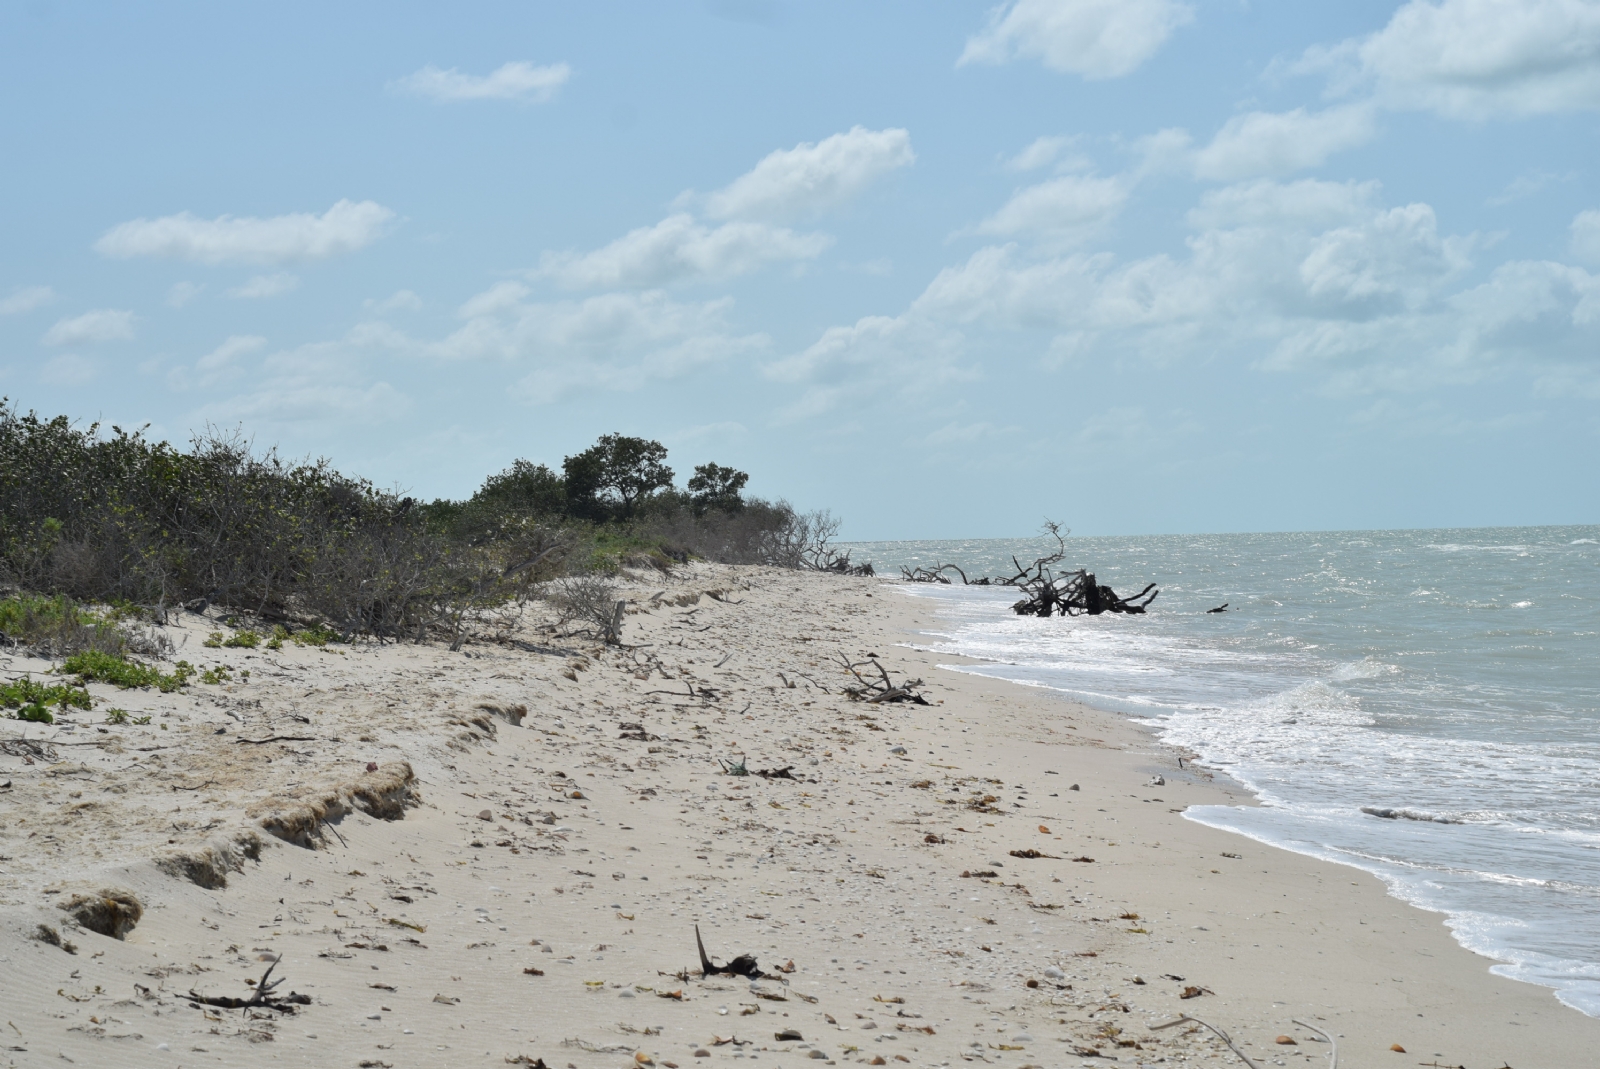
1000;522;1158;616
899;563;969;584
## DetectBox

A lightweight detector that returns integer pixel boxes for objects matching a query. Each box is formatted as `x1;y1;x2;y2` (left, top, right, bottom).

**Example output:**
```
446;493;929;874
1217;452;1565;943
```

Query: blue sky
2;0;1597;539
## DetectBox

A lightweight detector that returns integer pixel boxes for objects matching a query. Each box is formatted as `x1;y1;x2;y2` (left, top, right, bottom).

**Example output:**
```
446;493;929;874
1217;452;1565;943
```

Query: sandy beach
3;565;1597;1069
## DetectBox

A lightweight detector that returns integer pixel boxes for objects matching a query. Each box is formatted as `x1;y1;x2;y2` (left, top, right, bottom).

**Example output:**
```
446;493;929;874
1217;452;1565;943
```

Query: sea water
841;526;1600;1015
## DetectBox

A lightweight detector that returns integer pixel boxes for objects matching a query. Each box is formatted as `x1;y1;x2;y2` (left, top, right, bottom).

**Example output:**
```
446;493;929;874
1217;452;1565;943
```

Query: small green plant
0;675;92;712
225;629;260;648
200;665;233;685
202;631;224;648
291;624;340;647
61;651;194;692
104;708;129;725
17;702;53;723
131;714;151;725
265;624;289;650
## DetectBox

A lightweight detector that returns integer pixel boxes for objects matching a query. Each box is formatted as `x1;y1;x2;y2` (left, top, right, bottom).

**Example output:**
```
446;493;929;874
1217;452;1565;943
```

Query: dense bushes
0;403;848;644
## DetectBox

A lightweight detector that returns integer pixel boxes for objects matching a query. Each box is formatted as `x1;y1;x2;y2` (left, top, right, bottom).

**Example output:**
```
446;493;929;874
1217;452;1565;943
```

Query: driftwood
892;522;1159;616
695;924;761;978
816;550;875;577
834;653;929;705
1151;1015;1259;1069
180;959;310;1014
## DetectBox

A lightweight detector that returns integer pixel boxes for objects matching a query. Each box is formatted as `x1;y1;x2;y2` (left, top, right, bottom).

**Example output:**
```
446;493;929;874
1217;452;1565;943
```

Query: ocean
841;525;1600;1015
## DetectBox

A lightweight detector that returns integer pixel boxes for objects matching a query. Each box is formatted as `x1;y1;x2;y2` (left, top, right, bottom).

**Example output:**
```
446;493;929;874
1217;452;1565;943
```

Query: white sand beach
3;566;1596;1069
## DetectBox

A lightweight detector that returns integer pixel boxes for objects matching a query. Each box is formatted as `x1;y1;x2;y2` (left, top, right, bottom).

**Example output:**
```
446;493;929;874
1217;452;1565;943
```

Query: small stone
477;810;493;821
807;1052;827;1060
1043;966;1065;980
1069;784;1080;791
1390;1044;1407;1053
1275;1035;1297;1045
693;1051;711;1058
888;746;907;755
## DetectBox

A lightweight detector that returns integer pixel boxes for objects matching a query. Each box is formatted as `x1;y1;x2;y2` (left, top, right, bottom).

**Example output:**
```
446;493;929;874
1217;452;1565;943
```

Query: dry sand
2;565;1597;1069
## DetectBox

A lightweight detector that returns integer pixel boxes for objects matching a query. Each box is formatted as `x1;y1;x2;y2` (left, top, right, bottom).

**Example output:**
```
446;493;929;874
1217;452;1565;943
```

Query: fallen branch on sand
180;959;311;1014
834;653;929;705
695;924;762;979
1290;1019;1337;1069
1150;1015;1261;1069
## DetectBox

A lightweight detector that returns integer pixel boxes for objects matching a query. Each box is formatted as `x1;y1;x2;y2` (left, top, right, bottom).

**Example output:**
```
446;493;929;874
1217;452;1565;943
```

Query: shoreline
2;566;1596;1067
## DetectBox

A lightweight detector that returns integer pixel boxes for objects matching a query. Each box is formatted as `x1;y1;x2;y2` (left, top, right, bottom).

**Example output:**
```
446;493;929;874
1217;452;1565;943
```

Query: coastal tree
562;433;673;520
688;462;748;514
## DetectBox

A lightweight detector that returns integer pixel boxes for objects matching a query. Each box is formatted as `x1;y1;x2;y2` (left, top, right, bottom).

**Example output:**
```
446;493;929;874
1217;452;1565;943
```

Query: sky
2;0;1598;539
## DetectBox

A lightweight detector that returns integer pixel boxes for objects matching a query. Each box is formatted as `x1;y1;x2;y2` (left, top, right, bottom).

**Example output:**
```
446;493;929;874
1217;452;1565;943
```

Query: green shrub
104;708;128;724
292;624;339;647
0;675;91;711
200;665;232;685
17;703;52;723
0;593;129;657
61;650;193;692
225;629;260;648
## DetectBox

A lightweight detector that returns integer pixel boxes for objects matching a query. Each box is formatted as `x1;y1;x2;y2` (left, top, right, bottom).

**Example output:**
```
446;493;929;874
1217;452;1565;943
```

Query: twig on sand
235;735;318;744
1291;1019;1337;1069
1151;1016;1262;1069
694;924;761;979
180;959;311;1014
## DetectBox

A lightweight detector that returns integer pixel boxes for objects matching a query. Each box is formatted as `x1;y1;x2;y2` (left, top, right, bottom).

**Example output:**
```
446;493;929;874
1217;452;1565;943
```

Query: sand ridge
2;565;1597;1068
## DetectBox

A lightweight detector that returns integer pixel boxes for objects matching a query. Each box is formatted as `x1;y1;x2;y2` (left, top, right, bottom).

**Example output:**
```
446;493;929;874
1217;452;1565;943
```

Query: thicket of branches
0;402;851;645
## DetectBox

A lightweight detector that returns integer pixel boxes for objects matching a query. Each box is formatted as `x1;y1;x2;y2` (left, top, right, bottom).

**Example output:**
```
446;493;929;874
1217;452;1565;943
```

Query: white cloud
227;273;300;299
1193;105;1377;180
95;199;393;265
0;285;54;316
703;126;914;221
43;309;135;346
170;334;267;391
435;284;767;403
959;0;1195;80
972;174;1128;245
1005;135;1074;171
197;335;267;373
365;290;423;313
776;180;1584;415
392;61;571;103
196;341;412;427
1186;178;1382;230
1306;0;1600;119
167;281;203;308
1571;209;1600;263
537;213;832;288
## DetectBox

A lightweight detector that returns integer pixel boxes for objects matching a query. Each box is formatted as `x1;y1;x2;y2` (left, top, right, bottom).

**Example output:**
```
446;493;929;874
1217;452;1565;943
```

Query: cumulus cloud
227;273;300;299
538;214;832;288
775;179;1587;415
703;126;913;221
1005;135;1075;171
972;174;1129;245
365;290;423;313
1571;209;1600;263
1186;178;1383;230
0;285;54;316
43;309;134;346
195;341;412;427
435;284;766;403
1303;0;1600;118
197;335;267;373
959;0;1195;79
95;200;393;265
392;61;571;102
1193;105;1377;180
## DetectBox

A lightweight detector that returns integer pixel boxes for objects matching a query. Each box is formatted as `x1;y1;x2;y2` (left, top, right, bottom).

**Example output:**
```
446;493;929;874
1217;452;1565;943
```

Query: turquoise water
842;526;1600;1014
